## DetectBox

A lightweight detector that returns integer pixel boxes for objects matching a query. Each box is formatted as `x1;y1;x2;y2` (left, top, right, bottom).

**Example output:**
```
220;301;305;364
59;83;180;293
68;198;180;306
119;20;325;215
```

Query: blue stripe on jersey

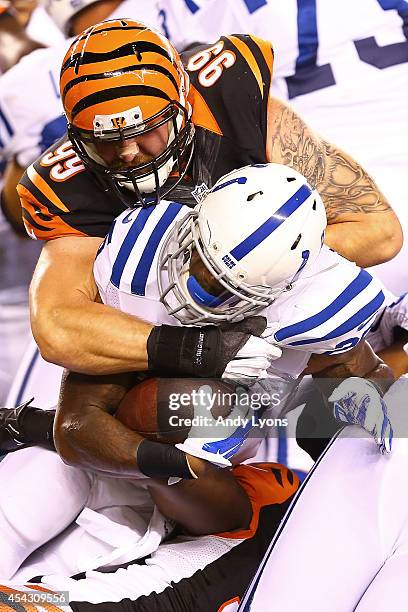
242;0;268;14
110;207;155;288
0;105;13;137
275;268;373;342
289;290;385;347
183;0;200;13
230;184;312;261
131;202;183;296
296;0;319;69
39;115;67;153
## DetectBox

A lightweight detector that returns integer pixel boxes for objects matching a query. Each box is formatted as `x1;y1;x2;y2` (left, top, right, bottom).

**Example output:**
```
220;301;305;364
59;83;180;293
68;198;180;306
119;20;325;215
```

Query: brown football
115;377;239;444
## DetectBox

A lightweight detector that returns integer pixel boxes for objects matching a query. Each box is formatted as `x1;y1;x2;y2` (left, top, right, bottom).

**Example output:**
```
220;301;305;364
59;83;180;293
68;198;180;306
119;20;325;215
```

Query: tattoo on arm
268;100;391;223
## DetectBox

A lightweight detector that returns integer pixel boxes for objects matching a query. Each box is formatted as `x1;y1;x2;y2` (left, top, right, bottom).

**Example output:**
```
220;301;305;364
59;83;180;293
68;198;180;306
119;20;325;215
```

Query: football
115;377;240;444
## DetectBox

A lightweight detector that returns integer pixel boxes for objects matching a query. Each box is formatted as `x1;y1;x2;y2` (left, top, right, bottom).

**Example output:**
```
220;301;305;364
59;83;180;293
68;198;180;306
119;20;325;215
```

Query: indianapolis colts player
1;163;394;457
92;162;393;455
0;162;392;586
239;377;408;612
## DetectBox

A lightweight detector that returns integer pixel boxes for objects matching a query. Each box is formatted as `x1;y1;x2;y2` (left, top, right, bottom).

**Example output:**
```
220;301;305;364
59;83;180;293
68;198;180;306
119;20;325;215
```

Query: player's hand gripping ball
116;377;257;466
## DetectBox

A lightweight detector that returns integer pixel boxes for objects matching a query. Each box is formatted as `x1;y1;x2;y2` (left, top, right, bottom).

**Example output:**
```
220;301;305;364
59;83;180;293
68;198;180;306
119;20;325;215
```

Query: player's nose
117;138;140;162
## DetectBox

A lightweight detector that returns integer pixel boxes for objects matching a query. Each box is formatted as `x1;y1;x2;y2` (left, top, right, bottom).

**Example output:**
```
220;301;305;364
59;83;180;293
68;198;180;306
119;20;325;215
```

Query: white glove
329;377;393;454
222;336;282;380
176;384;254;467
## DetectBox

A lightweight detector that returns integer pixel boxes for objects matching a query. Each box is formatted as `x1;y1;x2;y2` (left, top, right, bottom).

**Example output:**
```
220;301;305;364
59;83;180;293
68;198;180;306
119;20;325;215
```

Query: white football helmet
158;163;327;324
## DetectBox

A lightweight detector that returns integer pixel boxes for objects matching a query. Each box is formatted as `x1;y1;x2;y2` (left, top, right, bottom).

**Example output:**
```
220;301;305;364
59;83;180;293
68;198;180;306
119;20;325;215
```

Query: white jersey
0;0;162;169
367;291;408;353
94;200;387;381
157;0;408;85
0;40;69;167
157;0;408;294
25;5;65;47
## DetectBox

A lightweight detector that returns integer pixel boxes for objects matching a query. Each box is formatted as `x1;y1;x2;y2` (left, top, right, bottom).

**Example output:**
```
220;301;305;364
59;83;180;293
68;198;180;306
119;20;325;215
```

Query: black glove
147;316;267;378
0;399;56;453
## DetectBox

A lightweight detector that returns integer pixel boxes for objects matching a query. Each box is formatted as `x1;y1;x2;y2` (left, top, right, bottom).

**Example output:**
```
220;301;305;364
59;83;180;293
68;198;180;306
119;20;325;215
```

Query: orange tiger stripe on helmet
58;19;194;207
60;19;187;133
216;463;299;541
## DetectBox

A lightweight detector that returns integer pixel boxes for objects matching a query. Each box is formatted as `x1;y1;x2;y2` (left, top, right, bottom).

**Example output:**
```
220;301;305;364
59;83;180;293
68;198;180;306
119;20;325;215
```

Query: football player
0;461;299;610
239;378;408;612
155;0;408;294
15;19;401;386
0;164;395;584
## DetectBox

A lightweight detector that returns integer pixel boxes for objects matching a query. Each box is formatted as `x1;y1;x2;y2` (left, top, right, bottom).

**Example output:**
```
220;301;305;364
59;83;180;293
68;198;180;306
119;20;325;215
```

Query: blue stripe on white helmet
158;163;327;325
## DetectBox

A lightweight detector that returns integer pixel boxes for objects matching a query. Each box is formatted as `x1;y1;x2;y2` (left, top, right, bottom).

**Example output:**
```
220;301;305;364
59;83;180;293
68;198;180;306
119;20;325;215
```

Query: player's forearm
32;298;152;374
55;371;197;482
54;403;146;477
266;97;402;267
148;469;252;536
324;211;402;267
308;341;394;399
318;141;402;266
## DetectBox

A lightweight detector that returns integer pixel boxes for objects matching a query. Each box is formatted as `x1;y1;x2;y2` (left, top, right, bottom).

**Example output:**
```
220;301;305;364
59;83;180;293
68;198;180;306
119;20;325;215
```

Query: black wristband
137;439;195;479
147;324;222;377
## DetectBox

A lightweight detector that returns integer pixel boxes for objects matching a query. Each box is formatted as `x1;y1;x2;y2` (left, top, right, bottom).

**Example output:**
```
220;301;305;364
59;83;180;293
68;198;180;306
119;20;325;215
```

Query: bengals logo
111;116;127;129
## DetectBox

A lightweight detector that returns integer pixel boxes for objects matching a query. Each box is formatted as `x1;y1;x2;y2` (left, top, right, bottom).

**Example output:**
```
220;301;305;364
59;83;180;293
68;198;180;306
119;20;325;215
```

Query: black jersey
18;35;273;241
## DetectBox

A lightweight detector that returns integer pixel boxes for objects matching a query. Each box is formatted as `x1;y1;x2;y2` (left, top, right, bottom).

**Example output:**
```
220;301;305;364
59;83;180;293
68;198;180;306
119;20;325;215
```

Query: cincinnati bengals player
17;19;401;377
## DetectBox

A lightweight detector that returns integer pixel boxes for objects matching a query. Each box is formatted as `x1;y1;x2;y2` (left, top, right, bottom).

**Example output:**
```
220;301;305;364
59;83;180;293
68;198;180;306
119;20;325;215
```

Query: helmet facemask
158;211;284;325
159;162;327;325
68;100;195;208
60;19;195;208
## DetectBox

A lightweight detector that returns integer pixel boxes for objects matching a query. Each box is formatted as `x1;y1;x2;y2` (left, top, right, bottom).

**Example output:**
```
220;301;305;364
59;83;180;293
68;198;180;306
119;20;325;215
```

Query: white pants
0;446;169;582
6;337;64;409
239;424;408;611
37;530;240;606
0;296;31;405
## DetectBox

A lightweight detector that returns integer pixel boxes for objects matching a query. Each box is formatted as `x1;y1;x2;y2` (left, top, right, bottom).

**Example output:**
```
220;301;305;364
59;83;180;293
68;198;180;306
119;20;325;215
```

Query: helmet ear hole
291;234;302;250
287;177;296;182
312;200;317;210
